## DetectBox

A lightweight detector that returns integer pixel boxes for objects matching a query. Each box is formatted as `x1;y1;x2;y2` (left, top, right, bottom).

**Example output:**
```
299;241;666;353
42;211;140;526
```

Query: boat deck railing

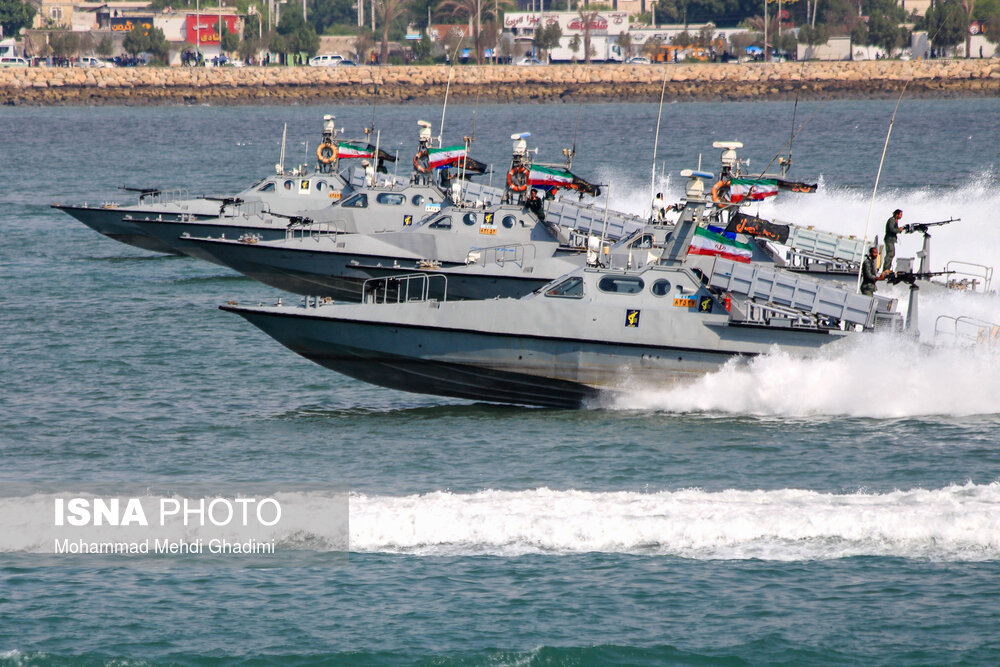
784;248;860;272
942;261;993;294
466;243;537;269
933;315;1000;347
362;273;448;304
137;189;190;206
284;222;341;241
222;200;267;218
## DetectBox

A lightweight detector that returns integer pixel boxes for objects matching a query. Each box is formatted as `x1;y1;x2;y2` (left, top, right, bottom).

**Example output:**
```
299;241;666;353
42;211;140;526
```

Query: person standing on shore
883;209;902;272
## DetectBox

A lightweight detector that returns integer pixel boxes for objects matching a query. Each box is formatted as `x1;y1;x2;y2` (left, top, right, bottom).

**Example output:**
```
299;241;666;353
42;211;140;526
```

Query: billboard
110;16;154;33
503;11;630;36
186;15;240;45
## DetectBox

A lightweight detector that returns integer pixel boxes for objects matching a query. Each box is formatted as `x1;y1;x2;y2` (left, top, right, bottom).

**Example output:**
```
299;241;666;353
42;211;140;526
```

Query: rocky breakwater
2;59;999;105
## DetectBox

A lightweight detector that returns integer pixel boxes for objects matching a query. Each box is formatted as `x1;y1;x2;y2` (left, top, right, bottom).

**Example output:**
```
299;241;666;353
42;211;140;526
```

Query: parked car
78;56;114;68
515;56;543;66
0;56;29;67
309;54;345;67
627;56;652;64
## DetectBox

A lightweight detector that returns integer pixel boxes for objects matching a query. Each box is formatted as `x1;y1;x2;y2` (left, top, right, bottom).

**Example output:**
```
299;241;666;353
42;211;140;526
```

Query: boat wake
604;328;1000;418
3;485;1000;561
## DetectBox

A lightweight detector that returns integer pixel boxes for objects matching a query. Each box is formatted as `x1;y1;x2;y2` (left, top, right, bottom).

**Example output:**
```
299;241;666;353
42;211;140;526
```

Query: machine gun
205;196;245;215
887;270;954;286
901;218;959;235
265;210;315;227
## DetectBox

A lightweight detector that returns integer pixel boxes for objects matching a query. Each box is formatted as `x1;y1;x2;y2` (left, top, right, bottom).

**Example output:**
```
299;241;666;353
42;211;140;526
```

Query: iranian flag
337;142;375;159
428;145;467;169
688;226;753;263
728;178;779;202
528;165;575;190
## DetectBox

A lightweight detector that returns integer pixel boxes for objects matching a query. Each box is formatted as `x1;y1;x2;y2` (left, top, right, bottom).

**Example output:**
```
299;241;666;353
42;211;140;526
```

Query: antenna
565;103;582;169
784;95;798;176
753;100;828;180
650;69;668;217
438;67;454;148
277;122;287;175
857;82;909;291
471;91;480;142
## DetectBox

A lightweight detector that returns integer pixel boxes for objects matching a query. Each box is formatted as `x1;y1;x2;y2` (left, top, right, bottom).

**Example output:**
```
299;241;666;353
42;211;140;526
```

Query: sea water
2;99;1000;665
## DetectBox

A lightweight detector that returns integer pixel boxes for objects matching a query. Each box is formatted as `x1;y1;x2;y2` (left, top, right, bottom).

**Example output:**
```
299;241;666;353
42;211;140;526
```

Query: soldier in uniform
883;208;902;272
861;246;889;296
526;189;545;223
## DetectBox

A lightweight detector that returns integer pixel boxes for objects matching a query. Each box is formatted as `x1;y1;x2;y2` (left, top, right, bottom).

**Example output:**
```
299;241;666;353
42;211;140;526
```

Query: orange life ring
316;142;336;165
507;165;529;192
413;149;430;174
711;178;731;206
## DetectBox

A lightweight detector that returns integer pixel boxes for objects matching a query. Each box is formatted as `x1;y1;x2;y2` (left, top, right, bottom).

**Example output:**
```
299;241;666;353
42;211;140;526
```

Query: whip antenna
857;81;909;290
650;69;668;217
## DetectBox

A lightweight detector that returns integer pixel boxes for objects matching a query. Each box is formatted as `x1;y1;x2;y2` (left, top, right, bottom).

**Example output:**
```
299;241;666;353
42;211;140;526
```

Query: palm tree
376;0;410;63
437;0;509;64
576;8;600;63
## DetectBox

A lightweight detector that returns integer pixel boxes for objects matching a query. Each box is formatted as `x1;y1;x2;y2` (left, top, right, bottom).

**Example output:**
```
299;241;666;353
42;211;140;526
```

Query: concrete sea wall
2;60;999;105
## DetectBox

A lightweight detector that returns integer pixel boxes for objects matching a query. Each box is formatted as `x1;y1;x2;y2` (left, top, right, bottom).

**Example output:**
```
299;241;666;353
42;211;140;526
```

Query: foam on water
592;169;1000;418
608;330;1000;418
3;485;1000;561
349;484;1000;560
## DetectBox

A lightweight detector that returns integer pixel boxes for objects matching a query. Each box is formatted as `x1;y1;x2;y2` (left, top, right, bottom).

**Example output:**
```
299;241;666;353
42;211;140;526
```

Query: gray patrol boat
51;115;372;254
221;170;907;408
186;134;646;300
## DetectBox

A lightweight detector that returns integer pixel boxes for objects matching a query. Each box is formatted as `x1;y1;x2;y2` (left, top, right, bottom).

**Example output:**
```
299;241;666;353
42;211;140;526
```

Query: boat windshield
342;193;368;208
545;276;584;298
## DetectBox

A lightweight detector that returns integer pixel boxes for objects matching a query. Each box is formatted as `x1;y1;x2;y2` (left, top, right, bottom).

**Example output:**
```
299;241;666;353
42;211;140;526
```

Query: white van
0;56;29;67
309;54;345;67
79;56;114;68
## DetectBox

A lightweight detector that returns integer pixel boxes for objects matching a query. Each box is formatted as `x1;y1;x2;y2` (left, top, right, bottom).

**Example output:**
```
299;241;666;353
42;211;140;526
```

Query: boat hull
52;205;185;254
130;218;295;265
197;238;553;301
221;304;776;407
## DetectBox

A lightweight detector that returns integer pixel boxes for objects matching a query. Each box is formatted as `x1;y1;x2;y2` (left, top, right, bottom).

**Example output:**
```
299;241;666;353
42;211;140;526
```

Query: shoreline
2;60;999;105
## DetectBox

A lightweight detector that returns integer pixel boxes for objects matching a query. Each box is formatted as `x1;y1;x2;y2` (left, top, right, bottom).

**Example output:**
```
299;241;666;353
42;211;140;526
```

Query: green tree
375;0;409;63
923;0;966;53
798;22;829;46
436;0;508;64
0;0;35;39
310;0;355;35
641;35;661;59
866;12;901;53
96;35;114;57
412;30;434;62
48;31;81;58
277;9;319;60
850;22;868;48
147;26;169;63
353;28;374;63
123;25;151;56
984;9;1000;45
221;21;240;53
617;30;633;58
533;22;562;61
568;33;581;60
